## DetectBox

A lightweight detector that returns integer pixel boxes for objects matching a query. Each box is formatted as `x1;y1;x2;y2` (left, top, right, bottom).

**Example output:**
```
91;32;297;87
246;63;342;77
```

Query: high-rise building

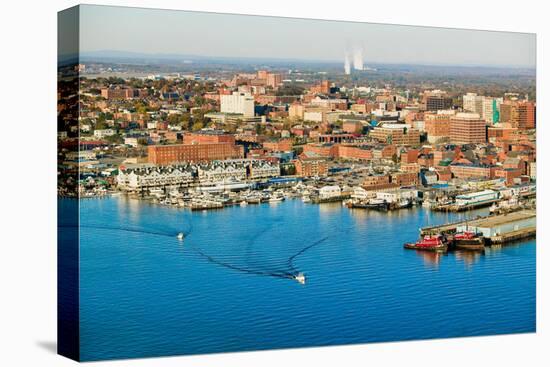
426;95;453;111
482;97;503;124
220;92;255;117
266;73;282;89
463;93;483;114
500;101;535;129
257;70;269;80
463;93;502;124
450;112;486;144
424;110;456;143
518;102;536;129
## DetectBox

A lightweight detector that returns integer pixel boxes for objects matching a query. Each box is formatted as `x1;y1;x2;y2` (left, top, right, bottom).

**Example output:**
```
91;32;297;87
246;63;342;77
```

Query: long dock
421;219;471;235
420;210;536;245
432;199;499;212
490;226;536;244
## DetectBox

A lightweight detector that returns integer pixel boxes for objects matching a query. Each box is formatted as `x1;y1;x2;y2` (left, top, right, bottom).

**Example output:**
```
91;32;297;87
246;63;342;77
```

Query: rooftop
468;210;535;228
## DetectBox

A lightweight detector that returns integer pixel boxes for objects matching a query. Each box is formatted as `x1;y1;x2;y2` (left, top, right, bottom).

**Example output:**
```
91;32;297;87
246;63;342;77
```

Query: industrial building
456;210;535;238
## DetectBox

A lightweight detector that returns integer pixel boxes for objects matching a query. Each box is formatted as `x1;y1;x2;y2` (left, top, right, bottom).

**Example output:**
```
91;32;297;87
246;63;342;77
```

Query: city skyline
78;5;536;68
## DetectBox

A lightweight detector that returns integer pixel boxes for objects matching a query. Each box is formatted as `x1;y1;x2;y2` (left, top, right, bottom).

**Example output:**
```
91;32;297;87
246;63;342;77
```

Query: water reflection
416;250;445;267
454;250;484;269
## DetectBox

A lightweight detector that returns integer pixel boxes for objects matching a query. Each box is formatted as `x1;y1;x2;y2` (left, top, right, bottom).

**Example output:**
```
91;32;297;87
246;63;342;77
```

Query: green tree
192;122;204;131
137;138;148;146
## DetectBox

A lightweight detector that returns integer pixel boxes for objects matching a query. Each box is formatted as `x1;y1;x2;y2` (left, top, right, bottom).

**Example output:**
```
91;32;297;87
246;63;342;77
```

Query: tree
255;124;266;135
192;122;204;131
95;120;108;130
104;133;123;144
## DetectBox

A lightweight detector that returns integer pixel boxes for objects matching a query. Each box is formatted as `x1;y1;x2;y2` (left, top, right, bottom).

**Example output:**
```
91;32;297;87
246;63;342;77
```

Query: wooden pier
421;219;473;236
490;226;536;244
432;199;499;212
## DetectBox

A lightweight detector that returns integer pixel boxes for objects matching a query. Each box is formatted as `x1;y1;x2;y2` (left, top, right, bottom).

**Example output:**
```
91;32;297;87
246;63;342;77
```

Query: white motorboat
268;195;285;202
294;273;306;284
177;232;185;241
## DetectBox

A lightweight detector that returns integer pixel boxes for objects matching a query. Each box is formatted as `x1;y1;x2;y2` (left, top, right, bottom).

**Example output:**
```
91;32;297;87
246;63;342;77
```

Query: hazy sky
79;4;536;67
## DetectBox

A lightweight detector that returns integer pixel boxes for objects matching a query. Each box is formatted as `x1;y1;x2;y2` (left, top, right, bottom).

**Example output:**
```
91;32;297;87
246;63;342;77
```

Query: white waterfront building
117;164;196;190
117;159;280;191
455;190;498;207
319;185;342;199
375;188;417;203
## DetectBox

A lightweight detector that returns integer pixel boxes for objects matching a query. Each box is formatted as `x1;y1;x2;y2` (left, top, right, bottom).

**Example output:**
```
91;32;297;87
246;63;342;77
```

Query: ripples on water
65;197;535;361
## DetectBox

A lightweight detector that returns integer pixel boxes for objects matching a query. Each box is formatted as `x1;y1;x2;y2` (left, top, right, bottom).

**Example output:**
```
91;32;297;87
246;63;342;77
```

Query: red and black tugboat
453;231;485;251
404;234;448;252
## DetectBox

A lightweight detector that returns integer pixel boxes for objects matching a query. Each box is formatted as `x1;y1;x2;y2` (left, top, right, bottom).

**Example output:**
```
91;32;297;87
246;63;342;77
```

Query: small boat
240;200;248;206
395;198;413;209
302;196;311;203
177;232;185;241
350;199;389;211
294;272;306;284
268;195;285;202
404;235;447;252
453;231;484;250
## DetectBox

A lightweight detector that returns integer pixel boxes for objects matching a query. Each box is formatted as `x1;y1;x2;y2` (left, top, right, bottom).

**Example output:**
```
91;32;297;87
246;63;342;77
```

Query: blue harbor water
68;197;535;361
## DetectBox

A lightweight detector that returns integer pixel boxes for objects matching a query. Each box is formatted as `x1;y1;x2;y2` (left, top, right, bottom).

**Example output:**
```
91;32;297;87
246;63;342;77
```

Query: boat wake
189;231;329;284
59;222;193;240
62;219;331;284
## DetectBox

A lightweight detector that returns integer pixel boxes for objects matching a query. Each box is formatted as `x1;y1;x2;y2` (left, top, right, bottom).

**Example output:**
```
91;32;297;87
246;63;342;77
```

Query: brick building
183;131;236;145
370;124;420;146
294;158;328;177
426;95;453;111
500;101;535;129
302;143;338;158
337;145;374;160
263;138;293;152
450;113;486;144
148;143;244;165
424;111;454;143
449;164;495;179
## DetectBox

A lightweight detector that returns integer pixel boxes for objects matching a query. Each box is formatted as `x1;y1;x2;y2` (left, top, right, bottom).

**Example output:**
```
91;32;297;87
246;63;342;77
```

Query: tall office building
450;112;486;144
463;93;502;124
463;93;483;114
426;95;453;111
481;97;503;124
424;110;455;143
220;92;255;117
500;101;536;129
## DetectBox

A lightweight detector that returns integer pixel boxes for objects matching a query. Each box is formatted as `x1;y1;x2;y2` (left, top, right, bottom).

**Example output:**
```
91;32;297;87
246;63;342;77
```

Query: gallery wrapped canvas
58;4;536;362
